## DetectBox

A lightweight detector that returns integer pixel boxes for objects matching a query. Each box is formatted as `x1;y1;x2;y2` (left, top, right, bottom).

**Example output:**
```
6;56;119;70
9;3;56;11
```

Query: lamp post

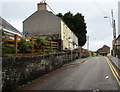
104;9;116;57
87;35;89;51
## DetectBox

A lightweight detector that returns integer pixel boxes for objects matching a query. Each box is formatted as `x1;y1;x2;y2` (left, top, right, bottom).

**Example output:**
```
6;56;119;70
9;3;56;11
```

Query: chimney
37;2;47;11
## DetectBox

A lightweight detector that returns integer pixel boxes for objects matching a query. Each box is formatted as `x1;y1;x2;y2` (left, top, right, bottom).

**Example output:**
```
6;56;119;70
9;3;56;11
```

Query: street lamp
104;9;116;57
104;16;112;27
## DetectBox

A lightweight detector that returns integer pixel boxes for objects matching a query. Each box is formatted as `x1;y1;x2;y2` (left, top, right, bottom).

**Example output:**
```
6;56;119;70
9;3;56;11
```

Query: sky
0;0;119;51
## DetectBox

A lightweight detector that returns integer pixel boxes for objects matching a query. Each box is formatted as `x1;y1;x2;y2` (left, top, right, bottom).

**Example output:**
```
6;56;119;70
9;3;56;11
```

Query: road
18;56;119;91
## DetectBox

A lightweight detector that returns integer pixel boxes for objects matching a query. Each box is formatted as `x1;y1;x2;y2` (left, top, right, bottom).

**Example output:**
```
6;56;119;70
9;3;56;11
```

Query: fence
2;32;59;56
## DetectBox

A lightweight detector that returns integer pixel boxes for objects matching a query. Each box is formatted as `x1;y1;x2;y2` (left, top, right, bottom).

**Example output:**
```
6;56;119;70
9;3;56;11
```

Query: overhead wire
91;0;107;16
46;2;56;14
91;0;114;27
40;0;56;14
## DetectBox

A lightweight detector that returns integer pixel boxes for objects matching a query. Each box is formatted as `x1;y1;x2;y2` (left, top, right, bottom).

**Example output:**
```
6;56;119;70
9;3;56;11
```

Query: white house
61;21;78;50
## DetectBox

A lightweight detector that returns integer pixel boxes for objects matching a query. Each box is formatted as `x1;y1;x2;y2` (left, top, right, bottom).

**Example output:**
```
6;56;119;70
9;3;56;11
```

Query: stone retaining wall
2;51;78;91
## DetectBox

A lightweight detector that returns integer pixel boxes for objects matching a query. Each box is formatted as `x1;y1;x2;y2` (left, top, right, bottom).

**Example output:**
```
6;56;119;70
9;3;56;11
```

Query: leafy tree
56;13;63;19
56;11;87;46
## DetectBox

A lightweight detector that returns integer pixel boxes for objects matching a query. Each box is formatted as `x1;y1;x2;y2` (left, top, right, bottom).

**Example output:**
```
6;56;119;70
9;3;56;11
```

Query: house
97;45;110;56
0;16;22;35
116;35;120;58
23;2;78;50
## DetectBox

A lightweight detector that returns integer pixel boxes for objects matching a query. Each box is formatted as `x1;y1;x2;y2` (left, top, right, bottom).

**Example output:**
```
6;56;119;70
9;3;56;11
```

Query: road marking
105;57;120;86
109;60;120;78
106;58;120;78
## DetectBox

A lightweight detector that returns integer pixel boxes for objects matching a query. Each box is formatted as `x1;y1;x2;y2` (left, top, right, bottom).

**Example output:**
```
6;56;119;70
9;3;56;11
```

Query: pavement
17;56;119;91
0;57;2;92
108;56;120;69
63;57;89;66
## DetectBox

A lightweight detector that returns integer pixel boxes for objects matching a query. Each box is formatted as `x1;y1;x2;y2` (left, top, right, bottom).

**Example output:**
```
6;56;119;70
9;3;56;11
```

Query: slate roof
0;16;22;35
97;45;110;54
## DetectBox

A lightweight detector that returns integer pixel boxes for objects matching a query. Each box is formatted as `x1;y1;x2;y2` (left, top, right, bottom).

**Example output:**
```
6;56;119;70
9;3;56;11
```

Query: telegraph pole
87;35;89;50
111;9;116;56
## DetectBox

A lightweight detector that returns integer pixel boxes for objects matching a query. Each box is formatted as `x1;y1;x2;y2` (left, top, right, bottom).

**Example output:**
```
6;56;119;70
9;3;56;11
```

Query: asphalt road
19;56;119;91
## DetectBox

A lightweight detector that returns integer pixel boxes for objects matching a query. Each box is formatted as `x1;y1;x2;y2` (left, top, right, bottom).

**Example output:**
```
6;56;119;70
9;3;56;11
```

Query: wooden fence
2;32;59;56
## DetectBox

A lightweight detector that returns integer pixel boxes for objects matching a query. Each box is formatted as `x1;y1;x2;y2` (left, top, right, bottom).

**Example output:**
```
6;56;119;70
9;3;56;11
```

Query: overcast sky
0;0;119;51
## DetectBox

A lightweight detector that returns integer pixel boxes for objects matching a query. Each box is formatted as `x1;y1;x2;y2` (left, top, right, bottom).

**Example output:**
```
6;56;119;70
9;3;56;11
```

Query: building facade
116;1;120;58
116;35;120;58
61;21;78;50
23;2;78;50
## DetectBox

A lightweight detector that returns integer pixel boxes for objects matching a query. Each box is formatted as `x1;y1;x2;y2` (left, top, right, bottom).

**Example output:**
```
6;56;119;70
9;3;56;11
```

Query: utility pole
111;9;116;56
87;35;89;50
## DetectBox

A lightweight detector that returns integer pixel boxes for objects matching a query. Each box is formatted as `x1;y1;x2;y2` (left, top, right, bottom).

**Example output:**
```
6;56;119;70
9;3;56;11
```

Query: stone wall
2;51;78;91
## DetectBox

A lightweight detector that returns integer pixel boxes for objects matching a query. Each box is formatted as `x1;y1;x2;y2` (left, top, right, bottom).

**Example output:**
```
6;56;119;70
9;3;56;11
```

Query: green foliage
56;13;63;18
44;35;52;41
3;46;16;54
2;37;16;54
56;11;87;46
35;37;44;44
18;38;33;53
34;37;45;50
44;35;59;41
2;31;59;55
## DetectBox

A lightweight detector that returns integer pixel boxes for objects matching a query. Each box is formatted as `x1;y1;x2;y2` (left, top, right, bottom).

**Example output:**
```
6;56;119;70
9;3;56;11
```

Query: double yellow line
105;57;120;86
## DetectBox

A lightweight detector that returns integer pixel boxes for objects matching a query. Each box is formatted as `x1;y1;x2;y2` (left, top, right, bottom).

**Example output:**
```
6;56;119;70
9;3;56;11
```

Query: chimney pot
37;2;47;11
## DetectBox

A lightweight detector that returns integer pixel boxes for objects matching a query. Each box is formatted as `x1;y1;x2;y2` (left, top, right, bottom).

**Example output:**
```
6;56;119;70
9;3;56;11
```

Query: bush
18;38;33;53
34;37;45;50
2;37;16;55
2;46;16;54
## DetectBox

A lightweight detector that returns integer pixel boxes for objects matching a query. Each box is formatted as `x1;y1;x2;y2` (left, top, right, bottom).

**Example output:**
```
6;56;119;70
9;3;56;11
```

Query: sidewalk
108;56;120;70
64;57;90;66
0;58;2;92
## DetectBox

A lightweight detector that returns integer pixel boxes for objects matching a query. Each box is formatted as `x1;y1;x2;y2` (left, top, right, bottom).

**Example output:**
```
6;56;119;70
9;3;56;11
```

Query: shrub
18;38;33;53
2;37;16;55
2;46;16;54
34;37;45;50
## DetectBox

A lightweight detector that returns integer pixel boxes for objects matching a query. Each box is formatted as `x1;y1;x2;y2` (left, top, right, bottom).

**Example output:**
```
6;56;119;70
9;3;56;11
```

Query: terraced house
23;2;78;50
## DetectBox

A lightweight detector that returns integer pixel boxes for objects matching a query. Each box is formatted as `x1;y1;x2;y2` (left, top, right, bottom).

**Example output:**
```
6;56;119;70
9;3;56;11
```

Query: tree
56;11;87;46
56;13;63;19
